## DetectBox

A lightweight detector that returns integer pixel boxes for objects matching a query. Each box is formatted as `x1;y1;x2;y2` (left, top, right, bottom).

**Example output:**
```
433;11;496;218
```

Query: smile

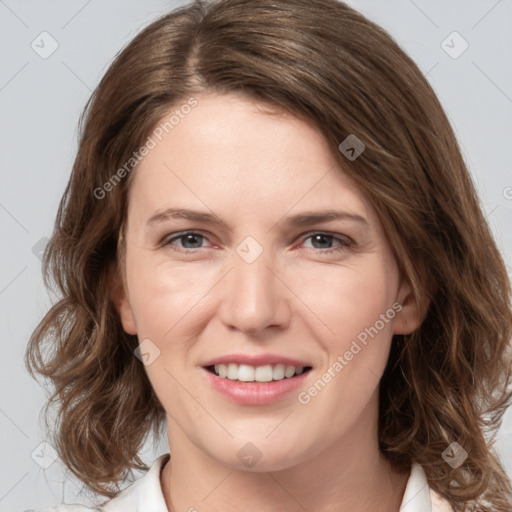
206;363;312;382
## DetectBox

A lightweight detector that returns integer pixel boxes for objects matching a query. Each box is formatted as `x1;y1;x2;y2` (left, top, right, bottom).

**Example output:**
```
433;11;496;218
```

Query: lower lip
202;368;310;405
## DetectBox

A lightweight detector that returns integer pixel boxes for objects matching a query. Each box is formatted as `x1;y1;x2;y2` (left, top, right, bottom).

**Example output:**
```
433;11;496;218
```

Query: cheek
292;258;399;346
125;247;211;336
294;260;400;408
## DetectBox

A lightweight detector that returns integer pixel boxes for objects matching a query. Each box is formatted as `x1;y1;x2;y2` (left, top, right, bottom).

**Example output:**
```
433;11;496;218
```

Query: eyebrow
146;208;369;230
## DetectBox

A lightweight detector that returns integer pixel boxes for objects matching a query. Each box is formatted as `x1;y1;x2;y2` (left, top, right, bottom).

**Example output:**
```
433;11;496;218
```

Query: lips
202;353;312;368
202;368;311;406
206;363;310;382
201;354;312;382
200;353;313;405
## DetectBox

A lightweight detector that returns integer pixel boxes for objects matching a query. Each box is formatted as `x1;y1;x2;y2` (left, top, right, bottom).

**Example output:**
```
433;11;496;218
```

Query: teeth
284;366;296;378
212;363;306;382
215;364;227;378
238;364;255;382
227;363;238;380
273;364;285;380
255;365;273;382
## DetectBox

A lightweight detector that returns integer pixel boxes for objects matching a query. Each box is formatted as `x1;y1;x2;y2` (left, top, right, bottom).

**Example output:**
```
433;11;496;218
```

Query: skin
113;92;423;512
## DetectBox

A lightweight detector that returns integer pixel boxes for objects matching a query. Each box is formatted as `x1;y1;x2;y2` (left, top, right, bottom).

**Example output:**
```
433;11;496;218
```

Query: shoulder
23;504;102;511
402;462;454;512
23;453;170;512
430;489;455;512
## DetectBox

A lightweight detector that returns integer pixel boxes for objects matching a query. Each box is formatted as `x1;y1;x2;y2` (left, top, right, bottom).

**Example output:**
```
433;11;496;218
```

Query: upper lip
202;353;312;368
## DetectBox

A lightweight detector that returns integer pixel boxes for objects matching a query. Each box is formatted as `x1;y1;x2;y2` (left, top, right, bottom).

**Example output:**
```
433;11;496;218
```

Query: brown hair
25;0;512;509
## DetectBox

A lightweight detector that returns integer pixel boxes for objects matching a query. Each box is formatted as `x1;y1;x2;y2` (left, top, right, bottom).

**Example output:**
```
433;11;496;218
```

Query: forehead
127;93;375;226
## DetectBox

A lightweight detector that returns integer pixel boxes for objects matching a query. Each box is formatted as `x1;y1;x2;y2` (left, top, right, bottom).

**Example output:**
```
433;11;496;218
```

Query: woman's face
114;92;420;471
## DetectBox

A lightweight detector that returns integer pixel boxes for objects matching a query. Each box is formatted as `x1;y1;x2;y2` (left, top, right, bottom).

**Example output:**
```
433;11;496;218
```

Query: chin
202;435;316;473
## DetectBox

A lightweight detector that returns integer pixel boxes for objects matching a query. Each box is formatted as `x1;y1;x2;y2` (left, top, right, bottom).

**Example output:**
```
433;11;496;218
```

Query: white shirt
26;453;454;511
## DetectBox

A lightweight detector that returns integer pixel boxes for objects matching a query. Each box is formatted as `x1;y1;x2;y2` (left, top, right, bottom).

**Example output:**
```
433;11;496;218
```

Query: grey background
1;0;511;510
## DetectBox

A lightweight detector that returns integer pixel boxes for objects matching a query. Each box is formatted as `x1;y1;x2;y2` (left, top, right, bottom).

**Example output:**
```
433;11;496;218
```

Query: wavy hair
25;0;512;509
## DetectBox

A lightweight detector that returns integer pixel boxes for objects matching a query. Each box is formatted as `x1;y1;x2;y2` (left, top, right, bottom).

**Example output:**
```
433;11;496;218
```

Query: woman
25;0;512;510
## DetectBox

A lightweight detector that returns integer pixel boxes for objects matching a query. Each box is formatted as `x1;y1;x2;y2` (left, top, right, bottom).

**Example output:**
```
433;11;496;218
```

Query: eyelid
161;230;216;249
161;230;354;252
300;230;353;243
300;232;354;253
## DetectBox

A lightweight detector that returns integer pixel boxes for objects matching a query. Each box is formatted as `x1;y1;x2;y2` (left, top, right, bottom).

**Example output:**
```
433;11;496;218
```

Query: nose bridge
219;236;289;335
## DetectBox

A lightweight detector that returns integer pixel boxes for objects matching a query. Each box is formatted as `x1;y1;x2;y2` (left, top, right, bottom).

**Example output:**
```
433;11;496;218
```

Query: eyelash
161;231;354;254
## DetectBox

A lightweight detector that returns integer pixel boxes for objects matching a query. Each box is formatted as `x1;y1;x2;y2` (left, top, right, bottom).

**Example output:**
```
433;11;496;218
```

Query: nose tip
218;252;291;337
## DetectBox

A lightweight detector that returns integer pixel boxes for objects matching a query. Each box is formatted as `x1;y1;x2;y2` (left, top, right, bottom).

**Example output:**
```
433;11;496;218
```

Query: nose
217;246;291;337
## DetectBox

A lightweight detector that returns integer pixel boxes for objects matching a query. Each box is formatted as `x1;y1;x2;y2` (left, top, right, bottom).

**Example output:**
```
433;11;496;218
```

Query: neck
160;393;409;512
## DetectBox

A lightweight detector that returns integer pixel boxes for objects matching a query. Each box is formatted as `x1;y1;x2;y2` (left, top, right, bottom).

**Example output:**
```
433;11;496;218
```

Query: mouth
204;363;313;382
201;354;314;405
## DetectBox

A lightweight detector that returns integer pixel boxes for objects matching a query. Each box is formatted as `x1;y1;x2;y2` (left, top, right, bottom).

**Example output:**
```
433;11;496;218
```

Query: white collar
101;454;448;511
400;462;433;511
102;453;170;511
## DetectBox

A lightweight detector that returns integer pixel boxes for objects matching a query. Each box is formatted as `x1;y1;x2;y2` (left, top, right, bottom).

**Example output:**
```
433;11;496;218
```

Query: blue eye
302;233;353;253
164;232;209;250
162;231;353;254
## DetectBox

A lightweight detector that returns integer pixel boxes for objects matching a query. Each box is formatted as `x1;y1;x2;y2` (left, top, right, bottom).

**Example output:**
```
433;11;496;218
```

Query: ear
392;278;426;335
109;264;138;335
